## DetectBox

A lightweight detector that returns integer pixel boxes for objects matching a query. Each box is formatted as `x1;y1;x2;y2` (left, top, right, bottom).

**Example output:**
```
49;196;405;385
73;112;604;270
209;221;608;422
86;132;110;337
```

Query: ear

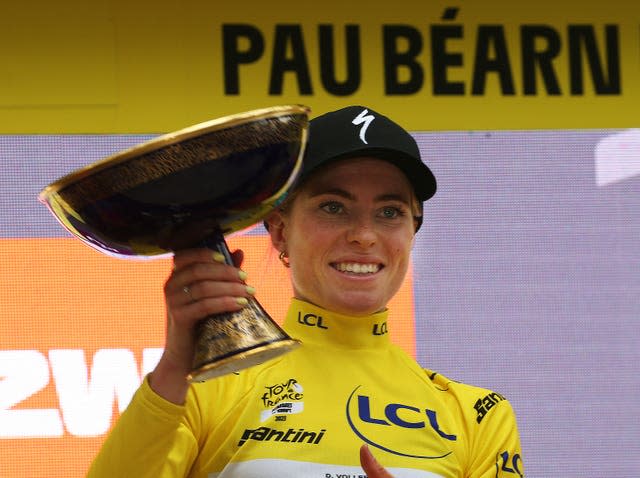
265;209;287;252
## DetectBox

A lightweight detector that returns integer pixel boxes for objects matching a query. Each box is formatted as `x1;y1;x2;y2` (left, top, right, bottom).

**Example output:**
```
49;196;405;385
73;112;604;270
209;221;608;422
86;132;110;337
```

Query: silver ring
182;285;194;301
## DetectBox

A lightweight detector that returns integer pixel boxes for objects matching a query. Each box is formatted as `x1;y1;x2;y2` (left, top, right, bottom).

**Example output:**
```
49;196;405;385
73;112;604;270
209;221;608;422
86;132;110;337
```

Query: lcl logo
297;312;329;329
346;386;456;459
357;395;456;440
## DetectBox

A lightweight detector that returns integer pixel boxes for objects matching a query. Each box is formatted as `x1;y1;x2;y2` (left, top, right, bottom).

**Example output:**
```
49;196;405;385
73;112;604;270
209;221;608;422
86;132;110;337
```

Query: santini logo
346;386;455;459
474;391;506;424
238;427;326;446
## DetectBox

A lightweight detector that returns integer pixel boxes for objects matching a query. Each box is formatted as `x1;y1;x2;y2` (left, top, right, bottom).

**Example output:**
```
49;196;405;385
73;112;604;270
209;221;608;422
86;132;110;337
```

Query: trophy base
187;339;301;382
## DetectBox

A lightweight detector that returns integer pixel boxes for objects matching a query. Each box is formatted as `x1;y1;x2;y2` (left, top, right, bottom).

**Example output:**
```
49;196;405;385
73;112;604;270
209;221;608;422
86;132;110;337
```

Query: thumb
359;444;394;478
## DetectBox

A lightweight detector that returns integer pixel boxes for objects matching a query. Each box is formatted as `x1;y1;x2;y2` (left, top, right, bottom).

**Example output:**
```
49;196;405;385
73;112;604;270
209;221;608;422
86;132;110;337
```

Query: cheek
286;220;323;259
390;235;414;269
392;230;414;252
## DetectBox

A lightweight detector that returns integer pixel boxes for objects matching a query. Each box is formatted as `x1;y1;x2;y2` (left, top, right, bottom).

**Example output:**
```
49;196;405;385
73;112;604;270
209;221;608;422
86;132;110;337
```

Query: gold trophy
38;105;309;382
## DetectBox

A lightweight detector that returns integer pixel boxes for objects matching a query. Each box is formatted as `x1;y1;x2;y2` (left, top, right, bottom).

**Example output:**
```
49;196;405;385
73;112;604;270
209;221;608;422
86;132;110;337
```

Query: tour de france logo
345;385;456;460
260;378;304;422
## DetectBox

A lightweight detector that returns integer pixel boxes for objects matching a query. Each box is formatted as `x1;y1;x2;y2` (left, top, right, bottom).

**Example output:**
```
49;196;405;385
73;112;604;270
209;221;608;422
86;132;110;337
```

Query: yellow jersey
88;299;524;477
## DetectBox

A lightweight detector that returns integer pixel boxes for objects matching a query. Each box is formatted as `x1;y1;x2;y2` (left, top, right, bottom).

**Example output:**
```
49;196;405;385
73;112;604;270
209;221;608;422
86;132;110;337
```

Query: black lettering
269;24;312;95
474;400;486;423
521;25;562;95
238;428;253;446
490;392;505;402
280;428;297;442
383;25;423;95
483;395;496;411
441;7;459;21
313;429;325;444
472;25;515;95
475;392;505;423
372;323;388;335
266;428;285;441
251;427;268;440
319;25;361;96
238;427;325;446
430;25;464;95
270;384;285;395
299;430;318;443
298;313;329;329
568;25;621;95
222;24;264;95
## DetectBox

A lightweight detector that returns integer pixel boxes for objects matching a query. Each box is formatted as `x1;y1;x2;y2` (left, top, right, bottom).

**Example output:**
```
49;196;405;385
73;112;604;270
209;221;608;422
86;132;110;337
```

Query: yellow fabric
88;299;524;477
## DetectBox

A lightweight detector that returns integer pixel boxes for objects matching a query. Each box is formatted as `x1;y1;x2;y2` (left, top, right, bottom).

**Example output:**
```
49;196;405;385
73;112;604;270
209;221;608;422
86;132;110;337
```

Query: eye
378;206;405;219
320;201;344;215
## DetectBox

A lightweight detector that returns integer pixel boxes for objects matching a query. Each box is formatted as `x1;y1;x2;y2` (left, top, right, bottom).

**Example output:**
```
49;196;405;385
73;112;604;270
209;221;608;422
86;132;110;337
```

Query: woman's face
269;157;417;316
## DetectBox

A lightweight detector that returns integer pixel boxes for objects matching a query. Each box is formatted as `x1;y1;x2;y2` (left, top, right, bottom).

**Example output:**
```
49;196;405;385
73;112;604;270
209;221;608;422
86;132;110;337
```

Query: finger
172;247;219;267
173;247;246;268
167;260;247;297
180;281;255;304
167;279;253;315
165;248;252;329
177;296;250;323
172;247;231;271
166;291;252;338
359;445;394;478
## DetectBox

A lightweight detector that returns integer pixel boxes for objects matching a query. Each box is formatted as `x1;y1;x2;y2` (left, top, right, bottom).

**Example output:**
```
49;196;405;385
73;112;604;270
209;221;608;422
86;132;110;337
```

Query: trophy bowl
39;105;310;382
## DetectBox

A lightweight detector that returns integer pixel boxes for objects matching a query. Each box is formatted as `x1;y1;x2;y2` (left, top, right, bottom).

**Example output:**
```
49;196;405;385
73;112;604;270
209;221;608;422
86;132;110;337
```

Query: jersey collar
283;298;391;350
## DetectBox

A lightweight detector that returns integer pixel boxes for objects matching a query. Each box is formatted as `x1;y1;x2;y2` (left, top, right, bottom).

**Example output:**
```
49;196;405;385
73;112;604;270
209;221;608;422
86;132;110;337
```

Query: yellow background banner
1;0;638;133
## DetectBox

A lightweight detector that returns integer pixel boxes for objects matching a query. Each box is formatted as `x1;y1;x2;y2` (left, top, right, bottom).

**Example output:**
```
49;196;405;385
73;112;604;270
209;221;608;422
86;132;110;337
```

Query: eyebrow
308;187;411;204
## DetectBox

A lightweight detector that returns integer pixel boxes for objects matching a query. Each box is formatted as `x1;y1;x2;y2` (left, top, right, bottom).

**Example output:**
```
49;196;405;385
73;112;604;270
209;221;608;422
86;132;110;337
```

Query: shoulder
423;368;517;427
422;370;525;474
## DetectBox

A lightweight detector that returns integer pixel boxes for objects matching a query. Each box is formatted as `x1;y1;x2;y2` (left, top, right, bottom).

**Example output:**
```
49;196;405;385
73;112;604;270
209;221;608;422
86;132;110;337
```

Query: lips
332;262;381;274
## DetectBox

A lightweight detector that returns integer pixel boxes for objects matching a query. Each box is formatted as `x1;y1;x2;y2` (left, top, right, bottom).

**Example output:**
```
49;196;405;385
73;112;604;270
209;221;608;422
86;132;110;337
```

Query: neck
283;298;391;350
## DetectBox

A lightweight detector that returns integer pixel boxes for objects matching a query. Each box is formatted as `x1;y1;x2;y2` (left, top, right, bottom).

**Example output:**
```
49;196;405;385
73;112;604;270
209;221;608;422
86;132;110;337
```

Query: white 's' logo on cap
352;109;375;144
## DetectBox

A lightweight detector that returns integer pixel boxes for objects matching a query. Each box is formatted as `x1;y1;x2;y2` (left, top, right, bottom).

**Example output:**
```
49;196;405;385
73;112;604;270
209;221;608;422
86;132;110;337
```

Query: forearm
87;376;198;478
148;351;192;405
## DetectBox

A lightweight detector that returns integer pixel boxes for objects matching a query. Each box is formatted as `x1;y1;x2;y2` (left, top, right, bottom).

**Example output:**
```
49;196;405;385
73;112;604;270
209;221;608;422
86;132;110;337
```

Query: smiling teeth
335;263;380;274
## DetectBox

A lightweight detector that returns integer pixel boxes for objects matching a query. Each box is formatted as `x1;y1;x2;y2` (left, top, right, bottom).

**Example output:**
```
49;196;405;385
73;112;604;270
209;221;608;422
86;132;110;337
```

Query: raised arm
86;247;254;477
150;247;252;404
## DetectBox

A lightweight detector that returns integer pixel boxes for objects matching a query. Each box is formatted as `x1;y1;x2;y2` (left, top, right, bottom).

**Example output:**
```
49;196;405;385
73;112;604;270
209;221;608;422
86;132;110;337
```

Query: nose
346;215;377;247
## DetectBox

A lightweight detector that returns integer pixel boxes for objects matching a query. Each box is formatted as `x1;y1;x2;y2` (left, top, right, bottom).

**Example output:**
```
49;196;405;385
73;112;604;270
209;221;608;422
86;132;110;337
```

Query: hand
149;247;253;403
360;444;395;478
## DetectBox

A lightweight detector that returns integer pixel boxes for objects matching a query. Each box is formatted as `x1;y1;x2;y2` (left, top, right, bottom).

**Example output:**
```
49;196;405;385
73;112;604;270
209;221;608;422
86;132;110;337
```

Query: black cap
299;105;437;201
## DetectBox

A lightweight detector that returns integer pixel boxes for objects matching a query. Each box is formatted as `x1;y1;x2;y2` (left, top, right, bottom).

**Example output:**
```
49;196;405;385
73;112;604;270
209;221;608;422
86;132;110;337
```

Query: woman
88;106;524;477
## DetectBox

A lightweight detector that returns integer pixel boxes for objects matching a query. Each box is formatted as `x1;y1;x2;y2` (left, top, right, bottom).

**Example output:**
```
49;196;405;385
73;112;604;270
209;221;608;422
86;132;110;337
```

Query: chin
331;298;386;317
299;289;388;316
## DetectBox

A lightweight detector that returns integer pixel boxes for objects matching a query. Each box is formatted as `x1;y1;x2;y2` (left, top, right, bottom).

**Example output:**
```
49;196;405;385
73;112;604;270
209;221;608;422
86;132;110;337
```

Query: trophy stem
187;230;300;382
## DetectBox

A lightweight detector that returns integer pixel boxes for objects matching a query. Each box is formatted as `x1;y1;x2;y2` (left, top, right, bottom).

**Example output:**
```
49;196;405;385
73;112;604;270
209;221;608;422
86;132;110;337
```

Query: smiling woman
87;106;524;478
267;158;416;317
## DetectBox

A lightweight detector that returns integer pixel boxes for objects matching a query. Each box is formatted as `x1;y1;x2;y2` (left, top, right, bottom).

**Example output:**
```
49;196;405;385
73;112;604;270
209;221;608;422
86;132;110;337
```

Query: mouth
331;262;382;275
